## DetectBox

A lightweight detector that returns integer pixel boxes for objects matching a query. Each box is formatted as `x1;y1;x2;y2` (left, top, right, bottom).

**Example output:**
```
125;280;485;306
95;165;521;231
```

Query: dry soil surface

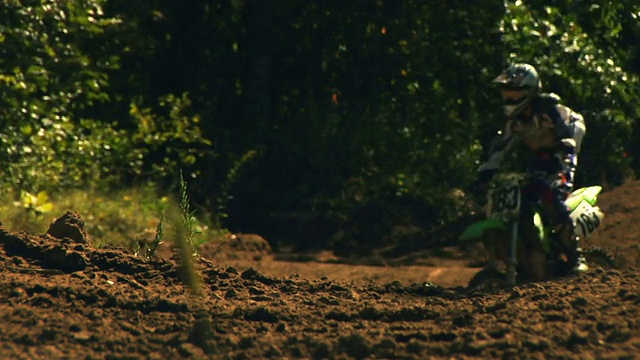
0;180;639;359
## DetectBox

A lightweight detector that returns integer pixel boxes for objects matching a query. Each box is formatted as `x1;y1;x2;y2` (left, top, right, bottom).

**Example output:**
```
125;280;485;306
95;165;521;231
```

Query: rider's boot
551;220;588;274
569;236;589;274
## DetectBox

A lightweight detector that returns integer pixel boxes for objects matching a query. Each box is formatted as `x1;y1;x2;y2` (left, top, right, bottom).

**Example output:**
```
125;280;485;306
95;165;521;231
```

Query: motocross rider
473;63;588;274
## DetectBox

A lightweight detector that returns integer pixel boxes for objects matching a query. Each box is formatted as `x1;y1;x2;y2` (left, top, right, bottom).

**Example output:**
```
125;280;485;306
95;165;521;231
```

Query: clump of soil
0;181;639;359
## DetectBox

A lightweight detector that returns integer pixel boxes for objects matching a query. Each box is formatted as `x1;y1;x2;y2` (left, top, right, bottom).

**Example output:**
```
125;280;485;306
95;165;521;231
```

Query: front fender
567;186;602;209
461;214;549;252
460;217;507;241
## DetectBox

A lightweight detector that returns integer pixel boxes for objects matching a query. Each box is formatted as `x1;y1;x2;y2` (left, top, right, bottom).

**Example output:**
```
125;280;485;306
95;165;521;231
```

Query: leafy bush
1;0;117;189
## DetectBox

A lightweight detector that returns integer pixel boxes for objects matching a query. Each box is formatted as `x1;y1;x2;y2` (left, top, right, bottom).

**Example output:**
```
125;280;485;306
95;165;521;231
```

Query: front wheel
467;267;507;290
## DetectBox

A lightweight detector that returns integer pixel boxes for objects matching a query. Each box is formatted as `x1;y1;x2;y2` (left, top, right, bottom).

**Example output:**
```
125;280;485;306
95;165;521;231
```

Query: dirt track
0;180;639;359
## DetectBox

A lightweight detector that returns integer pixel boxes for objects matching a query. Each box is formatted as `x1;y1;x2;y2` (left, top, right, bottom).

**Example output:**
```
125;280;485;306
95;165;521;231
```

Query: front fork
506;221;519;286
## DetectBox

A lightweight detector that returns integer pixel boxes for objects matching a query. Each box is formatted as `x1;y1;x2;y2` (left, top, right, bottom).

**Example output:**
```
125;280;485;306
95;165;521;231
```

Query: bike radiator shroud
566;186;605;239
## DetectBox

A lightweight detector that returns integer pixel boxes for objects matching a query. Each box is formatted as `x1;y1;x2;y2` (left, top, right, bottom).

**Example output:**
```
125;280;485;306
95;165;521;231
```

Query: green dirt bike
461;173;612;288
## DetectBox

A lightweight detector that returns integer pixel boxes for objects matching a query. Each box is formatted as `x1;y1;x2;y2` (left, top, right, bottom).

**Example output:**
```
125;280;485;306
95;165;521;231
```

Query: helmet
492;63;542;117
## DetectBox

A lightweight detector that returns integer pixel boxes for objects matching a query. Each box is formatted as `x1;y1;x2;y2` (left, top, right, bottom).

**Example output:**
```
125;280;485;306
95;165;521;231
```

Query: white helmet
492;63;542;117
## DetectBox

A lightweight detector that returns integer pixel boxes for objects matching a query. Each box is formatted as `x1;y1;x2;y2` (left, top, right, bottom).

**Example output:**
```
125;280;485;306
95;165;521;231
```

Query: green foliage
0;0;213;193
579;110;635;185
129;93;213;181
1;0;638;256
16;190;54;216
2;190;55;234
223;1;507;251
0;183;168;243
215;150;257;220
0;0;121;191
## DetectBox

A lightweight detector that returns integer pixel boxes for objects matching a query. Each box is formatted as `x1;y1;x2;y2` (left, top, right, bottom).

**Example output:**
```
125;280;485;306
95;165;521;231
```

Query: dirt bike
461;172;612;289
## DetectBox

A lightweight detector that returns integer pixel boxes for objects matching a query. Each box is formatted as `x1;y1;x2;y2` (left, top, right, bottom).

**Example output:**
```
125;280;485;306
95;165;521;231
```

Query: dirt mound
197;233;273;262
1;184;640;359
170;233;478;288
586;179;640;268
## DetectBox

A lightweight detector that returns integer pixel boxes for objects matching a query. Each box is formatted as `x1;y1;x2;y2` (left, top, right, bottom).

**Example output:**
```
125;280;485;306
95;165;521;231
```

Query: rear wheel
583;246;617;269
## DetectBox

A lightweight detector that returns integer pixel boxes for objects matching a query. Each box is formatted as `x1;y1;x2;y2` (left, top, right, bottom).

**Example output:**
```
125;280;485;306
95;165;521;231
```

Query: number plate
490;182;521;214
570;201;604;238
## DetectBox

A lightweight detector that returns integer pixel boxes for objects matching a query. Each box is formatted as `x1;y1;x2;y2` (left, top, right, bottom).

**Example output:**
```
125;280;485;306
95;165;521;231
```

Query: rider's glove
471;182;489;205
551;148;577;196
477;168;497;184
548;172;572;197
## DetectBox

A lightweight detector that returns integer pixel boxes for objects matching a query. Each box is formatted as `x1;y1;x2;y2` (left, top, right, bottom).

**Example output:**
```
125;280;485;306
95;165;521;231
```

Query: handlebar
488;171;548;187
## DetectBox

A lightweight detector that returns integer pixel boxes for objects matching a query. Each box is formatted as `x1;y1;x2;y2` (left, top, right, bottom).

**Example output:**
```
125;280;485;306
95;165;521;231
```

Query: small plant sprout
127;213;166;258
147;212;165;257
179;171;203;256
174;171;203;294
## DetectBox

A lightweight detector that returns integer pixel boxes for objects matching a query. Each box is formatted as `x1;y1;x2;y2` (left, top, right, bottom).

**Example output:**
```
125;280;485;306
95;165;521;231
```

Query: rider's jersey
478;94;586;173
